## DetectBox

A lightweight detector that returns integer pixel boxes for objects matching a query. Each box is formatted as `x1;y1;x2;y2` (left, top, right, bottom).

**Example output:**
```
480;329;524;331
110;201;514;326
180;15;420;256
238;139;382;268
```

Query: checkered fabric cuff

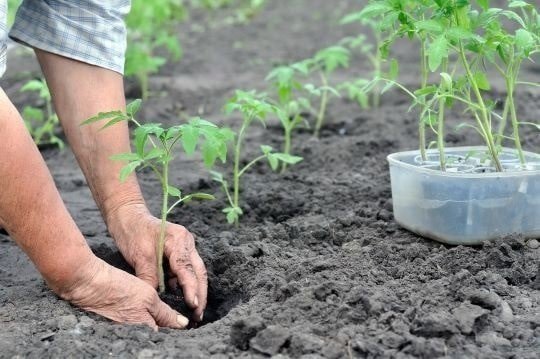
9;0;130;74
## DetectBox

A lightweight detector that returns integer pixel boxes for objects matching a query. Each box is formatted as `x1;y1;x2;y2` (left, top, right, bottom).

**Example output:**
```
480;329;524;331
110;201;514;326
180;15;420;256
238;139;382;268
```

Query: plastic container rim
387;146;540;179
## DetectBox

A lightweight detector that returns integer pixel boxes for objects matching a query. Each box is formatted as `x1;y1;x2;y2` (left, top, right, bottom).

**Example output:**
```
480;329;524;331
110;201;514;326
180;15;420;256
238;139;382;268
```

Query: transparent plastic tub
387;146;540;245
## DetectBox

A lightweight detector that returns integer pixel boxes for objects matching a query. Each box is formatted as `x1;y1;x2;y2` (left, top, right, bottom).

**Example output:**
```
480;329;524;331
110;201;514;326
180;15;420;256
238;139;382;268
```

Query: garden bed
0;0;539;357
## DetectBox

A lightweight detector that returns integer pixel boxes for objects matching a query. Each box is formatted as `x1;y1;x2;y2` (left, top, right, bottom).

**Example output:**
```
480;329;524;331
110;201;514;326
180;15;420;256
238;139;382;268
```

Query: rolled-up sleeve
9;0;131;74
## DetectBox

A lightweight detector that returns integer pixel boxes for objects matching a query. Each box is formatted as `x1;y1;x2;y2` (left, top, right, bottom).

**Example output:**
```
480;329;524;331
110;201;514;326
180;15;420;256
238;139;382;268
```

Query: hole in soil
92;244;247;328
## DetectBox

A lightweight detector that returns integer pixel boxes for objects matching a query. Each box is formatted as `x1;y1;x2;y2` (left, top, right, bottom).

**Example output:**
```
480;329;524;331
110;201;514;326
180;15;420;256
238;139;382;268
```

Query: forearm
0;88;94;293
35;50;146;227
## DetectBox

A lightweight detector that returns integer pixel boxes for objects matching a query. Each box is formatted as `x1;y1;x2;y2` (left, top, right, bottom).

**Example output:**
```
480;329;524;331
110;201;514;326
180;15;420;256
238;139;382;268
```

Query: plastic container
387;146;540;245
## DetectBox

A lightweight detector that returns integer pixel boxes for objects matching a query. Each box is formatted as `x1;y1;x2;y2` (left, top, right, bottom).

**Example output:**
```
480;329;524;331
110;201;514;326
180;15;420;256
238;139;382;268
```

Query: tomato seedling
265;61;311;172
304;46;350;137
212;90;302;224
20;78;64;149
83;100;233;293
125;0;185;100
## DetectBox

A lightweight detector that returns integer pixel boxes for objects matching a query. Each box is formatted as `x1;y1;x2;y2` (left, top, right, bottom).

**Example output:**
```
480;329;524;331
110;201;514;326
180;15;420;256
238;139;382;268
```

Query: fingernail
177;315;189;328
199;312;204;322
193;296;199;308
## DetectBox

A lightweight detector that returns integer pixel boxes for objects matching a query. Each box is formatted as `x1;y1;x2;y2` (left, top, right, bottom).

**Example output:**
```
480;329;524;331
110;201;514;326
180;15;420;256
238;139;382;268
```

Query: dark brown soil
1;1;539;358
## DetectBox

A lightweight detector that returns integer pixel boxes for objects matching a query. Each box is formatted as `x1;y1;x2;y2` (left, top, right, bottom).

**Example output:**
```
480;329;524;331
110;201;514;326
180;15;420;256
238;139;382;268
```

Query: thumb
136;262;159;289
149;297;190;329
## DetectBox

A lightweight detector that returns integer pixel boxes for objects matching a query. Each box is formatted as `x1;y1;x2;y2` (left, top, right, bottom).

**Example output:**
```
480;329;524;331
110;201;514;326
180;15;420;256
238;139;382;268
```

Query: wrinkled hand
108;204;207;322
59;256;189;330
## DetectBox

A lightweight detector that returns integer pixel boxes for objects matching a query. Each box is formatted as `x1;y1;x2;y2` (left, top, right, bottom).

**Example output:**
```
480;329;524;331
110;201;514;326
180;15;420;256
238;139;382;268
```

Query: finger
148;296;189;329
168;277;178;291
165;231;200;309
135;262;159;290
191;253;208;322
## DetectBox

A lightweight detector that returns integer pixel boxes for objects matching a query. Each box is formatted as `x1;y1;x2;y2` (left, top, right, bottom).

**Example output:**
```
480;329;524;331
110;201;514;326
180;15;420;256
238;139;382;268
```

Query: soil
1;1;539;358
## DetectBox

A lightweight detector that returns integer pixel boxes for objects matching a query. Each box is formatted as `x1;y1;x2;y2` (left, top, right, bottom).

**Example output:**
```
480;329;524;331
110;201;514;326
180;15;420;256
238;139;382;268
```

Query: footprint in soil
92;243;246;328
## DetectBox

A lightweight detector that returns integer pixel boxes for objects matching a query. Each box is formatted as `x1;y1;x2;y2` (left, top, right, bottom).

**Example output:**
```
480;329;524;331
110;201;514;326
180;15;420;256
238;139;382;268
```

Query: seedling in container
82;100;233;293
212;90;302;224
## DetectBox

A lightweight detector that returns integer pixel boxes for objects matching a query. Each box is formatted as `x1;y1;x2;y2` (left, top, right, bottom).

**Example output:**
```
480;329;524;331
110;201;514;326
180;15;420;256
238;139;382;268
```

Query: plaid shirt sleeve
0;0;7;77
9;0;131;74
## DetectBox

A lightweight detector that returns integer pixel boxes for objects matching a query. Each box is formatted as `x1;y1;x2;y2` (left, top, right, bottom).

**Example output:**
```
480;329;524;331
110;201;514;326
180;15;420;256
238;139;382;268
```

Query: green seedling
212;90;302;224
301;46;350;137
265;61;311;172
125;0;185;100
82;100;233;293
491;1;540;166
20;79;64;149
340;14;398;108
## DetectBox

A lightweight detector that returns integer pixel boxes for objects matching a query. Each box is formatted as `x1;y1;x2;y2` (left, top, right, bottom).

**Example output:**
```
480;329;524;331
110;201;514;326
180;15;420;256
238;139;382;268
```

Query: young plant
491;1;540;166
307;46;350;137
265;61;311;172
125;0;185;100
340;14;398;108
212;90;302;224
20;78;64;149
82;100;233;293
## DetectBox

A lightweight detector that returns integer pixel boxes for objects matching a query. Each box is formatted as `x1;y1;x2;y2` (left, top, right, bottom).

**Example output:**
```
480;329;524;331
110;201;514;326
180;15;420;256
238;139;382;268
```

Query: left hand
106;203;207;322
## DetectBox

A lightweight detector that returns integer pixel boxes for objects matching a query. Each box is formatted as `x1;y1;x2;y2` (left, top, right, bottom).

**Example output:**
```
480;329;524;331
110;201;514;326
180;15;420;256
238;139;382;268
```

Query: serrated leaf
266;153;279;171
81;111;127;126
110;152;141;162
126;99;142;117
415;20;444;33
119;161;142;182
428;35;449;72
473;72;491;90
181;125;199;154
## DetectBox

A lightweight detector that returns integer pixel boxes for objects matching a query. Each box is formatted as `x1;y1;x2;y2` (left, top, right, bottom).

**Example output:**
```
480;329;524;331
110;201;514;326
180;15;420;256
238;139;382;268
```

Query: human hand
107;204;207;322
58;256;189;330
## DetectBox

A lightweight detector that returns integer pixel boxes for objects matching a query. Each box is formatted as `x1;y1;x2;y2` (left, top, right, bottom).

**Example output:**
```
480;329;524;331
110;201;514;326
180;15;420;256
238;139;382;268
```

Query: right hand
57;256;189;330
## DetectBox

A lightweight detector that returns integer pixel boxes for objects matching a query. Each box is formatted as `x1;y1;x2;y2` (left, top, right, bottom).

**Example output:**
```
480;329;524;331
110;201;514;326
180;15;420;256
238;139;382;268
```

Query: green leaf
273;153;303;165
186;193;216;201
473;72;491;91
81;111;127;126
414;86;438;96
126;99;142;117
356;2;394;20
181;124;200;154
210;170;224;183
119;161;142;182
440;72;454;92
260;145;273;154
477;0;490;10
515;29;534;55
388;59;399;80
223;206;243;224
167;185;182;197
101;116;131;130
266;153;279;171
414;20;444;33
110;152;141;162
428;35;449;72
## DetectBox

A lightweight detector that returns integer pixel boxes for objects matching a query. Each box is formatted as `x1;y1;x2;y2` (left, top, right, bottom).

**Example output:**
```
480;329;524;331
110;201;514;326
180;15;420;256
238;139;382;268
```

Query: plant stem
372;32;382;108
281;127;291;173
233;121;248;225
496;97;510;147
506;71;526;166
314;72;329;137
419;38;428;161
138;72;149;101
158;163;169;294
437;61;448;171
457;42;502;172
